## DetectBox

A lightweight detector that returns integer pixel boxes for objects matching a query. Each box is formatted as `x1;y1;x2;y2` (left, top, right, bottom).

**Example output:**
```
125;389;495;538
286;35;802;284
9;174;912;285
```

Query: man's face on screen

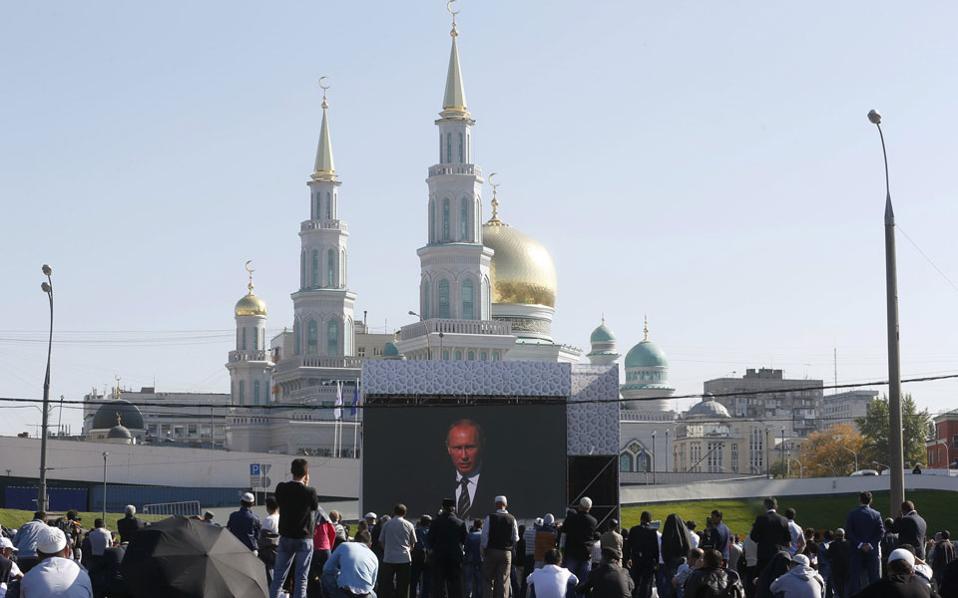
447;423;481;476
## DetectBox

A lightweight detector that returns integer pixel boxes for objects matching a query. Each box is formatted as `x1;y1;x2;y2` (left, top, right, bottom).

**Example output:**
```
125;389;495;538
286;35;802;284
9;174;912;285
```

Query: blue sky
2;2;957;436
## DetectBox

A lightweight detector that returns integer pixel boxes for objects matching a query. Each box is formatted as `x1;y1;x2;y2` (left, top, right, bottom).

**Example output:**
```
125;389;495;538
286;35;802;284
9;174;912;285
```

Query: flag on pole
334;381;343;421
350;379;360;417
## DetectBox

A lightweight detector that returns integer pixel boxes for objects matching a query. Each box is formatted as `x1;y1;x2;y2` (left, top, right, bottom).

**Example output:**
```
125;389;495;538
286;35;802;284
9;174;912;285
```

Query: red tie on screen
458;478;471;515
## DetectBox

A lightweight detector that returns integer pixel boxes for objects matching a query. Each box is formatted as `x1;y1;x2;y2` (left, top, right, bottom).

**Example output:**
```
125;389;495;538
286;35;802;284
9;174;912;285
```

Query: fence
142;500;202;518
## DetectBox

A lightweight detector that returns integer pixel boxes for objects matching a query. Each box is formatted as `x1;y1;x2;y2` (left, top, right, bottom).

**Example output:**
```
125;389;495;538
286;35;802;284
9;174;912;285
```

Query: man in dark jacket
683;549;744;598
116;505;144;544
227;492;262;553
845;491;884;595
852;548;934;598
895;502;928;560
563;497;599;593
626;511;659;598
429;499;468;598
827;528;852;598
576;548;634;598
749;498;791;574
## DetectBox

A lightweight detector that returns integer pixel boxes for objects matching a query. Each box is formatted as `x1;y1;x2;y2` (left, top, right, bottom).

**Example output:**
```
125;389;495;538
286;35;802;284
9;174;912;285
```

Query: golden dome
482;222;557;308
235;292;267;317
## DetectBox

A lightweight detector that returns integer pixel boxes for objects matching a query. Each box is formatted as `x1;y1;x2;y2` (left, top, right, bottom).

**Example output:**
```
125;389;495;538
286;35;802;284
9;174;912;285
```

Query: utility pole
102;451;109;522
869;109;905;516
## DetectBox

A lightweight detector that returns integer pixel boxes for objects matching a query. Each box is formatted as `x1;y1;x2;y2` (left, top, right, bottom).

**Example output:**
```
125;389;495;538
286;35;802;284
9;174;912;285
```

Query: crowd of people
4;465;958;598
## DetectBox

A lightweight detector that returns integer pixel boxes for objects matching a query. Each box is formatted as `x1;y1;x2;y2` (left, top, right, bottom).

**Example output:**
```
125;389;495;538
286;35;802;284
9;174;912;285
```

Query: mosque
214;10;679;464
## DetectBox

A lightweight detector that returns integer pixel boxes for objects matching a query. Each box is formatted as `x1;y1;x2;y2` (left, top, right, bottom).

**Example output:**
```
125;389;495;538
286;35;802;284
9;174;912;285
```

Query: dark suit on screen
453;471;500;520
749;510;791;572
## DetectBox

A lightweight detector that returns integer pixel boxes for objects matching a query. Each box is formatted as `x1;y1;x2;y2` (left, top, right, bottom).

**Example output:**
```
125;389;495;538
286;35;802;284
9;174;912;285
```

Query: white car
849;469;879;477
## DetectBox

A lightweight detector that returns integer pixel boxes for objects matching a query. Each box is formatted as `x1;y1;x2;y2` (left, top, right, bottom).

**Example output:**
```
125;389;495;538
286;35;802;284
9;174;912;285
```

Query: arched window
238;380;245;405
438;279;450;319
252;327;258;350
619;453;633;472
253;380;261;405
428;200;435;242
326;192;332;220
446;132;452;163
315;192;322;220
422;279;431;319
462;279;474;320
327;319;339;355
442;199;450;241
307;320;318;354
300;251;306;289
459;197;469;240
637;452;651;472
327;249;336;287
341;249;346;287
439;133;443;163
458;132;463;163
467;133;471;162
467;350;475;360
241;328;247;351
311;250;319;288
454;350;462;360
294;321;301;355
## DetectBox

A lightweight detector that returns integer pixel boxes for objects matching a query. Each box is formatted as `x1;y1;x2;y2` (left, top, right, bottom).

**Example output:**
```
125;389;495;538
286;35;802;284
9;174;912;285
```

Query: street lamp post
834;437;859;473
651;430;657;485
780;427;786;477
869;109;905;517
102;452;109;522
38;264;54;512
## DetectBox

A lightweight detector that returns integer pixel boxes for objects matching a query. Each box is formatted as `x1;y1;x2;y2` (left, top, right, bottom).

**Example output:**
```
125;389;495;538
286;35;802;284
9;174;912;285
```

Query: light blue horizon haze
1;2;957;436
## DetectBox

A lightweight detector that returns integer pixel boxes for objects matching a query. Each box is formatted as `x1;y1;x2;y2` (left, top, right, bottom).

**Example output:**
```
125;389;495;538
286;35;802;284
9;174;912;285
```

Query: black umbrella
121;515;268;598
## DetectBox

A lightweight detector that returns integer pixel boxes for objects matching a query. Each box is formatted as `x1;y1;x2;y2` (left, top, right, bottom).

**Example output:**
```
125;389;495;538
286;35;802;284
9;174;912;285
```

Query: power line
1;371;956;411
898;225;958;296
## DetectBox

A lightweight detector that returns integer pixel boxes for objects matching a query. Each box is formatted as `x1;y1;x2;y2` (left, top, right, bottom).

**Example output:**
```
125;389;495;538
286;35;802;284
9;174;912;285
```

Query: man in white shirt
784;508;806;556
88;519;112;557
379;503;417;598
20;526;92;598
527;549;577;598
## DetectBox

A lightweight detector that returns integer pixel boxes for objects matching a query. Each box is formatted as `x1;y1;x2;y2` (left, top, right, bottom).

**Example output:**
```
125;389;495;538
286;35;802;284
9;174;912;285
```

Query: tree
855;394;931;468
800;423;864;477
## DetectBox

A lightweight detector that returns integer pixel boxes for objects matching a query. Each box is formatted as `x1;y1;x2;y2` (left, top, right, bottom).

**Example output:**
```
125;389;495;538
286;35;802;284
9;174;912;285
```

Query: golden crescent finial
245;260;255;293
447;0;460;35
487;172;503;225
318;76;330;108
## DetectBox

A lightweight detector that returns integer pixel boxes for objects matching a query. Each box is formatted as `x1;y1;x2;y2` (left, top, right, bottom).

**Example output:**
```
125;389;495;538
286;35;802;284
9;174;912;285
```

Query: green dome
590;322;615;344
383;342;400;357
624;340;668;369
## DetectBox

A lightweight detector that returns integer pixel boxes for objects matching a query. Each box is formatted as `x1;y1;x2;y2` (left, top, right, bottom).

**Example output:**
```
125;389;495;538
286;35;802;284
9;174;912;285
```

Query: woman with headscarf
659;514;693;598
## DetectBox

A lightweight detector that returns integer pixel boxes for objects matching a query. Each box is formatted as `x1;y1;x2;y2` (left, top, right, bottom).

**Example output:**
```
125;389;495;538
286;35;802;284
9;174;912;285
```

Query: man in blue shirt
13;511;48;574
845;490;884;595
227;492;262;553
708;510;731;562
323;530;380;598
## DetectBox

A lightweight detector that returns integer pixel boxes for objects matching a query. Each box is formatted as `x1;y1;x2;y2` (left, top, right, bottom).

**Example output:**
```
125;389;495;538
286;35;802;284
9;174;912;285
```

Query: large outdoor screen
362;400;567;520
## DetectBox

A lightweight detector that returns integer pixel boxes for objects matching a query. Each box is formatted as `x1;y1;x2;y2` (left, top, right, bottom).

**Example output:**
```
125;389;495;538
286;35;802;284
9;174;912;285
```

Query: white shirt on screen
455;472;480;507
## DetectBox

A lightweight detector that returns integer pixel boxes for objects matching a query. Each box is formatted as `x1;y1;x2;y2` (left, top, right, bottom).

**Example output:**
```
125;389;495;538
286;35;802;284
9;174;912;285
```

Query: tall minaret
291;81;357;358
416;7;493;321
227;262;272;406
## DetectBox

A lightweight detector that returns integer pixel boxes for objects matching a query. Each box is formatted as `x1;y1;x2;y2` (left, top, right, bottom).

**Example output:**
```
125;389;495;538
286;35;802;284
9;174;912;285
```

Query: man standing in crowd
750;497;791;574
527;549;578;598
323;530;380;598
116;505;144;544
709;510;731;563
380;503;417;598
562;497;598;592
482;496;519;598
575;546;633;598
429;498;468;598
895;501;928;560
785;509;806;556
852;548;934;598
87;519;112;562
464;519;484;598
826;528;851;598
845;491;883;595
260;496;280;586
270;457;320;598
626;511;659;598
228;492;262;553
683;548;743;598
20;526;92;597
13;511;48;574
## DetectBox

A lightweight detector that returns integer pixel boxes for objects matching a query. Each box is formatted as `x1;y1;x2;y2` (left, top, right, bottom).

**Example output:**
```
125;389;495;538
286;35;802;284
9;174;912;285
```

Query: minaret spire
442;1;468;117
643;315;650;341
312;77;336;180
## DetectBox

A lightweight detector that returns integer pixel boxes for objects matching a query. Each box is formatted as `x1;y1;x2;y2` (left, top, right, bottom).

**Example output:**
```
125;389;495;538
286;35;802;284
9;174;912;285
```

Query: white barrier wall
0;436;360;497
622;473;958;505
